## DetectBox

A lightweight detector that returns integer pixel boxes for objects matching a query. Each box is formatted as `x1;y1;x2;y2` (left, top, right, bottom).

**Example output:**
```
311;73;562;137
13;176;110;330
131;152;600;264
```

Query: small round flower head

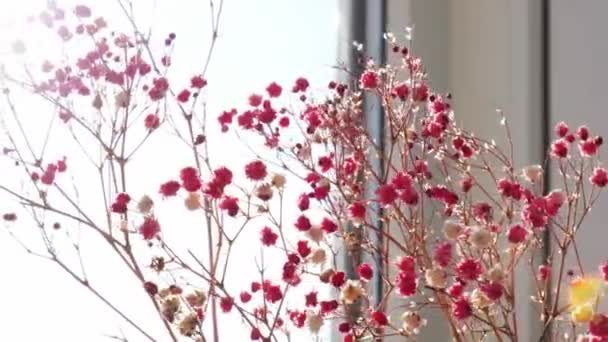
443;220;463;240
184;192;202;211
523;164;543;183
357;263;373;281
115;91;130;108
469;226;493;249
425;268;448;289
178;313;199;336
486;265;505;283
569;276;603;308
340;279;364;304
185;290;206;307
306;311;324;334
591;167;608;187
137;195;154;214
271;173;286;188
309;248;327;265
306;226;325;243
402;311;425;334
507;224;528;244
255;183;274;201
589;313;608;339
470;289;491;309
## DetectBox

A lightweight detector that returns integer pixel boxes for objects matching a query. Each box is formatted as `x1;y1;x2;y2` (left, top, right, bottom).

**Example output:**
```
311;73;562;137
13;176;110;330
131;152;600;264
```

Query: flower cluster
1;3;608;342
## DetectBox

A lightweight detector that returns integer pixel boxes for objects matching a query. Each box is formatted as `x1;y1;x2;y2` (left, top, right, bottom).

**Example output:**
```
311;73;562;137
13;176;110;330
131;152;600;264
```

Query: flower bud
402;311;425;333
425;268;448;289
443;220;463;240
523;165;543;183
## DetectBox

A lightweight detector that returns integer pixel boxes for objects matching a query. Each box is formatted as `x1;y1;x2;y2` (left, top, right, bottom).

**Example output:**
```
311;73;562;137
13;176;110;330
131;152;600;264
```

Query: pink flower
591;167;608;187
452;297;472;320
266;82;282;97
74;5;92;18
245;160;267;181
139;217;161;240
357;263;373;281
600;262;608;282
159;180;180;197
396;272;417;296
580;140;599;157
177;89;191;103
180;170;201;192
480;282;503;301
292;77;309;92
392;83;409;100
360;71;379;89
507;224;528;244
248;94;263;107
349;202;366;222
375;184;398;206
578;125;590;140
214;167;233;187
433;242;453;267
456;258;483;281
551;139;569;158
538;264;551;281
447;281;464;298
555;121;569;137
264;283;283;303
144;114;160;130
320;300;338;314
330;271;346;287
260;226;278;246
239;291;252;303
589;314;608;338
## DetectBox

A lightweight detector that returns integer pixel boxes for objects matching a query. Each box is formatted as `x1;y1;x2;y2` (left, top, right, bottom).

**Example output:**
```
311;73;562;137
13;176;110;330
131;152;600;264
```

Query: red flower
245;160;267;181
294;215;311;232
452;297;472;320
220;296;234;313
480;282;503;301
177;89;191;103
320;217;337;233
392;83;409;100
264;283;283;303
144;114;160;130
320;300;338;314
248;94;263;107
297;240;311;258
589;314;608;338
376;184;398;206
330;271;346;288
538;264;551;281
447;281;464;298
143;281;158;296
139;217;161;240
360;71;379;89
580;139;598;157
555;121;569;137
349;202;366;221
240;291;252;303
456;258;483;281
56;159;67;172
219;196;239;216
578;125;590;140
370;310;388;326
278;116;290;127
550;139;569;158
260;226;279;246
292;77;310;92
591;167;608;187
159;180;180;197
396;256;416;273
507;224;527;244
297;193;310;211
213;166;233;187
251;282;262;293
357;263;373;280
266;82;282;97
305;291;318;307
190;76;207;89
74;5;92;17
180;167;202;192
396;272;417;296
600;262;608;282
250;327;262;340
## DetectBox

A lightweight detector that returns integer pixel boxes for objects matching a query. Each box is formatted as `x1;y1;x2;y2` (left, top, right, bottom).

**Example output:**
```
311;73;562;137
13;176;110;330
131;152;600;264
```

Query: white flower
340;279;364;304
184;192;202;211
306;311;324;334
425;268;448;289
177;313;199;336
523;164;543;183
115;90;130;108
443;220;463;240
271;173;286;188
469;226;493;249
486;265;505;283
137;195;154;214
471;289;491;309
309;248;327;265
402;311;426;333
306;226;325;243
